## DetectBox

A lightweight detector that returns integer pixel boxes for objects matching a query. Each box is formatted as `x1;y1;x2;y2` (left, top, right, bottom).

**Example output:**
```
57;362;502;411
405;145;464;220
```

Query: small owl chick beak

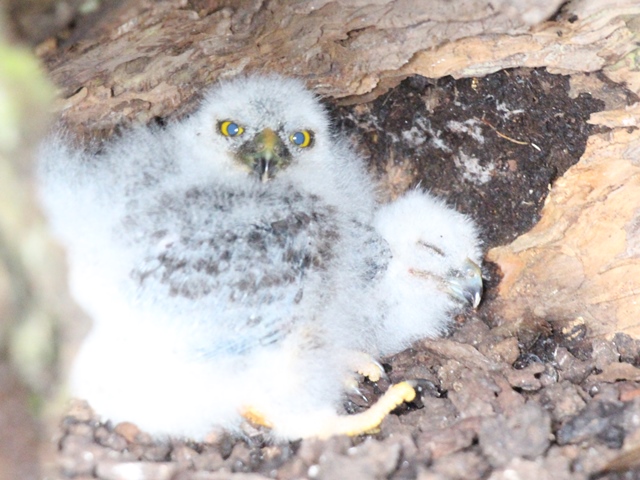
447;258;483;308
238;128;291;182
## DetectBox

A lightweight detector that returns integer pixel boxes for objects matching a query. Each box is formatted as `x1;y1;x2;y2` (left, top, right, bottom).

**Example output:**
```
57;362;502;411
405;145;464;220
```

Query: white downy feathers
37;74;482;440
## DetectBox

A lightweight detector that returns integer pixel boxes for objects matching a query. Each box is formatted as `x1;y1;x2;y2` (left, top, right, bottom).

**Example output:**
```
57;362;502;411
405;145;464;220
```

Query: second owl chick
374;190;483;355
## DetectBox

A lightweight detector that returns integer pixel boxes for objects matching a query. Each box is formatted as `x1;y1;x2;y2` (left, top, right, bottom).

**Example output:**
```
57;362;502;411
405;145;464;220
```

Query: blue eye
219;120;244;137
290;130;313;148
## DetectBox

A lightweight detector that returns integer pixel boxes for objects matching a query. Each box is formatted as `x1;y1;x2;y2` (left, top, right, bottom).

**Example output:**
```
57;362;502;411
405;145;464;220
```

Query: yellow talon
240;406;274;429
358;362;384;383
349;352;386;382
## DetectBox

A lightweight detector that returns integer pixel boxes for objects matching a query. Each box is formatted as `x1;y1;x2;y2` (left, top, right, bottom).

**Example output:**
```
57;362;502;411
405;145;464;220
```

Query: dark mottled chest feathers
125;185;340;302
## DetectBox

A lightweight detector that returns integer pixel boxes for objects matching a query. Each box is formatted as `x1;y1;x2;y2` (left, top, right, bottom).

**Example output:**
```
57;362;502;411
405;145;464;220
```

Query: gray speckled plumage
37;74;481;440
124;182;388;357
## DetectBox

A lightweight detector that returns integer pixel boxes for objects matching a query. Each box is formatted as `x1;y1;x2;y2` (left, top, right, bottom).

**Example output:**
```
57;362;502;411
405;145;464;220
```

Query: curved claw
447;258;483;308
351;385;369;404
343;375;370;403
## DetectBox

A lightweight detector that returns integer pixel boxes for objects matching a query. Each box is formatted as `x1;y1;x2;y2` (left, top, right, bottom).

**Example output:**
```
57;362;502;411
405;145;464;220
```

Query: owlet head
194;74;327;182
218;120;315;182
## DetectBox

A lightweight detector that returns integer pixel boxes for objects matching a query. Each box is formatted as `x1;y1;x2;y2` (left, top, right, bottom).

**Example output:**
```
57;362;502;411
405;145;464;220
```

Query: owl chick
37;74;482;440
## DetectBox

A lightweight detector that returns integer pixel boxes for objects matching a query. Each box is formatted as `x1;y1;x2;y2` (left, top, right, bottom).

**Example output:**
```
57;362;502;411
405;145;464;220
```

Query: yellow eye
289;130;313;148
219;120;244;137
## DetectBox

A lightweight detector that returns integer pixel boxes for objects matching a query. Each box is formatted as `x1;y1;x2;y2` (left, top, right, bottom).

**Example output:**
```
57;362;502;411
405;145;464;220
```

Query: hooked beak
238;128;291;182
447;258;483;308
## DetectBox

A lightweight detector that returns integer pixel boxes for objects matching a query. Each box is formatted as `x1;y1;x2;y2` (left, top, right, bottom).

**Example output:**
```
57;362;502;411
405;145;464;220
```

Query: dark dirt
54;316;640;480
49;67;640;479
330;69;609;249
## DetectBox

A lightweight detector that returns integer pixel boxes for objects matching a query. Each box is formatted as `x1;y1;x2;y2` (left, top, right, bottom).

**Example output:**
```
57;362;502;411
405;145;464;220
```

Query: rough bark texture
485;11;640;341
487;104;640;339
36;0;636;137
